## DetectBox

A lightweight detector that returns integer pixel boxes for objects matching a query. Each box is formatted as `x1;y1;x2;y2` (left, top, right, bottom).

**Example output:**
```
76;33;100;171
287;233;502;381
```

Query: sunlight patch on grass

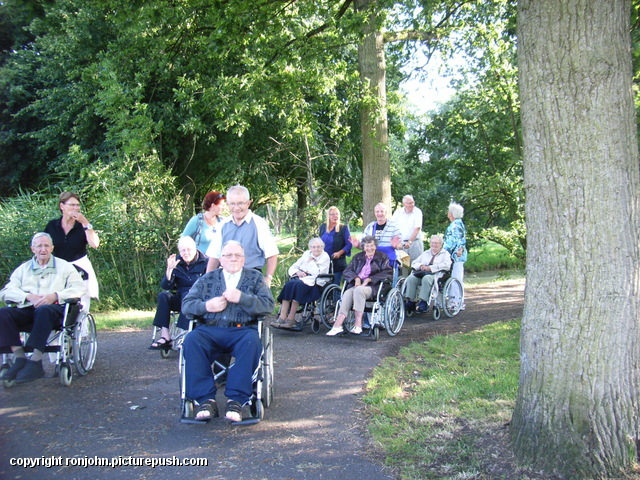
364;320;521;480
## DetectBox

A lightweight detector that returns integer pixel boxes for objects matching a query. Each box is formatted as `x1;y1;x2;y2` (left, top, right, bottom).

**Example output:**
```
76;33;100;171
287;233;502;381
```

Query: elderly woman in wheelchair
403;235;452;314
180;240;275;423
326;235;393;336
271;237;330;331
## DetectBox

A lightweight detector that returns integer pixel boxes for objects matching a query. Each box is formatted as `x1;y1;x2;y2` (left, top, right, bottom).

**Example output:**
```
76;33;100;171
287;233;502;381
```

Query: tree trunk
512;1;640;478
356;0;391;225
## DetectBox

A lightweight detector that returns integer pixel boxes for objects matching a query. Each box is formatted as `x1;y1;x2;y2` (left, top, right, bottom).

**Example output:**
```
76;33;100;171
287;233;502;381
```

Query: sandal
149;337;173;350
195;399;218;421
224;400;243;422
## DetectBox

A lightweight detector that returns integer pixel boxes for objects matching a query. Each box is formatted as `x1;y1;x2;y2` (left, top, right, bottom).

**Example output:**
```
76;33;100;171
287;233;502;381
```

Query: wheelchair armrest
65;298;82;304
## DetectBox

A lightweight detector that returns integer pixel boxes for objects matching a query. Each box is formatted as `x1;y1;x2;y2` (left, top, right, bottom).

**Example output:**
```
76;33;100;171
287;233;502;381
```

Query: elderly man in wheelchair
180;240;275;423
0;232;85;384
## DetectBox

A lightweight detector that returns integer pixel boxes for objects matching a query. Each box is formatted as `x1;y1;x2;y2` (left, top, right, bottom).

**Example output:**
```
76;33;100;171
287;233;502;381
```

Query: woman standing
443;202;467;308
44;192;100;310
181;191;226;255
319;206;352;286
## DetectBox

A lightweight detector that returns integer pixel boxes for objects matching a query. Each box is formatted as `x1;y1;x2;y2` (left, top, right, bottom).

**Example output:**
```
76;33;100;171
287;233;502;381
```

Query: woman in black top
44;192;100;309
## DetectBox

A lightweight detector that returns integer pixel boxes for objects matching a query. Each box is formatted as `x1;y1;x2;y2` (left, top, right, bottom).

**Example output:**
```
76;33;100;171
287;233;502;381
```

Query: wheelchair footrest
180;416;211;424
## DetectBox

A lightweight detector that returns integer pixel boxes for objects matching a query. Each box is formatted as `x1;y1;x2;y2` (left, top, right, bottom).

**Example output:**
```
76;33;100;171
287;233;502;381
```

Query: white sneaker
326;326;343;336
349;326;362;335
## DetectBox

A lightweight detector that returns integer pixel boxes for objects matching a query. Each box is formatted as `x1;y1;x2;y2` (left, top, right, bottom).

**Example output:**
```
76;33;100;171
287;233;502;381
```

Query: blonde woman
319;206;352;286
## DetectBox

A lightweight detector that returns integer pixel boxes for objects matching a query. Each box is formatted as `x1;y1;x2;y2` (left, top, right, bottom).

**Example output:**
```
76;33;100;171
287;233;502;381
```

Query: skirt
277;278;322;304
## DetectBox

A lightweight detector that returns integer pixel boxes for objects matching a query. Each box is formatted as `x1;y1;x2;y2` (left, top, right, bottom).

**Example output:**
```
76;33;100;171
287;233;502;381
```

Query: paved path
0;280;524;480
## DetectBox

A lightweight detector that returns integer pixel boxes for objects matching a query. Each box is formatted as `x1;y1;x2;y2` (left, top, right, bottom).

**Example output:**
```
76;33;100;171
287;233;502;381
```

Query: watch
265;274;273;280
84;223;93;230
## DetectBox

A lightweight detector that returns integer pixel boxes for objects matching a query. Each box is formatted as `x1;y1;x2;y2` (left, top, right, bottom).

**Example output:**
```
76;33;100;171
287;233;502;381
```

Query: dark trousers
152;291;189;330
0;304;65;352
184;325;262;405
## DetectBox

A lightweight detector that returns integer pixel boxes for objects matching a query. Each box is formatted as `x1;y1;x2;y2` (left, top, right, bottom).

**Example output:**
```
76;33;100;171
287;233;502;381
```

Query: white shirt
392;206;423;241
223;270;241;290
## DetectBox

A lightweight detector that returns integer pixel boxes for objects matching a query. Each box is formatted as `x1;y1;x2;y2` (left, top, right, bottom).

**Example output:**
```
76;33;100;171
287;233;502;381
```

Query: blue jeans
183;325;262;405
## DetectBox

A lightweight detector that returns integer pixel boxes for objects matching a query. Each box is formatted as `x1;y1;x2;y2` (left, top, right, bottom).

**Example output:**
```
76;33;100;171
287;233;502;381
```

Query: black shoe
404;300;416;312
15;359;45;384
0;357;27;381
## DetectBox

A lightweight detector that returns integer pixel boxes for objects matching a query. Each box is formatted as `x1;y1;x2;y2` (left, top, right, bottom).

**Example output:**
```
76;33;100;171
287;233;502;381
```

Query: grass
363;320;521;480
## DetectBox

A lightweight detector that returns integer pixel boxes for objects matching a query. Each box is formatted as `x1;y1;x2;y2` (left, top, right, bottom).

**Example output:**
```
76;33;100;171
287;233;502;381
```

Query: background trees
511;0;640;477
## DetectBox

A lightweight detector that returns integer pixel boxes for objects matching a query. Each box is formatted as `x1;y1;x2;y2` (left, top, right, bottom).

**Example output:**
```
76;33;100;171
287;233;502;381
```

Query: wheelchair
326;262;405;340
179;317;274;425
0;298;98;387
274;274;337;333
399;268;464;321
151;310;189;359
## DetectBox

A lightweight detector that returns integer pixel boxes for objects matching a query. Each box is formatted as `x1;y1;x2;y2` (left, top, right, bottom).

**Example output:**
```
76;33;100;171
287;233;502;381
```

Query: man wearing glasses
182;241;275;422
205;185;279;287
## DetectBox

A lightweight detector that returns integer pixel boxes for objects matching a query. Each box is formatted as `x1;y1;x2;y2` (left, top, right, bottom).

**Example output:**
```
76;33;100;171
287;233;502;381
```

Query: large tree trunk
511;1;640;477
356;0;391;225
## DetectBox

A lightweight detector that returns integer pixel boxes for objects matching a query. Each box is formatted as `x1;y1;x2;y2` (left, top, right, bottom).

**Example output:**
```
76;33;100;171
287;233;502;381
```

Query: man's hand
27;293;58;307
223;288;242;304
205;296;228;313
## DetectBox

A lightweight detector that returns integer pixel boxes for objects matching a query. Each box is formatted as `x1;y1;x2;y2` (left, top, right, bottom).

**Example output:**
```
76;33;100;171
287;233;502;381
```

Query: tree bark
356;0;391;225
512;1;640;478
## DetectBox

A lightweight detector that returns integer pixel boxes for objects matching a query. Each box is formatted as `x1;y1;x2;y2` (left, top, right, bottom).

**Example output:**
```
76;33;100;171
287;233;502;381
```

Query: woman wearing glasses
181;191;227;255
44;191;100;310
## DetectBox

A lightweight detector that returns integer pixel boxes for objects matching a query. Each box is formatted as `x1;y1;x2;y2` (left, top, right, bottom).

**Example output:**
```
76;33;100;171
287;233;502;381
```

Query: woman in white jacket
272;238;330;330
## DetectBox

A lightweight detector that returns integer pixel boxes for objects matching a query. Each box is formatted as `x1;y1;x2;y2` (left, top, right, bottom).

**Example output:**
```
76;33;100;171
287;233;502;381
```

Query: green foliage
364;320;521;480
395;1;525;255
0;153;187;310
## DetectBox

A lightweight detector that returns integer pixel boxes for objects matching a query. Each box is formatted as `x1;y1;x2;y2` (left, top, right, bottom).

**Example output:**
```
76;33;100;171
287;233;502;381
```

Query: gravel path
0;279;524;480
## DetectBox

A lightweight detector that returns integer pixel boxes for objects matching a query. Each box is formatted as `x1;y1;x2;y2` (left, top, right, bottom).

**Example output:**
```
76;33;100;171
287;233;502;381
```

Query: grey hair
448;202;464;219
360;235;378;247
31;232;53;246
178;236;197;250
227;185;250;201
430;234;444;245
221;239;245;253
308;237;325;248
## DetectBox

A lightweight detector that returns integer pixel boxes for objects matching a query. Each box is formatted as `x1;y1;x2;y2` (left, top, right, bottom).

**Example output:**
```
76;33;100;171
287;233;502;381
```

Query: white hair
178;236;197;250
31;232;52;246
448;202;464;219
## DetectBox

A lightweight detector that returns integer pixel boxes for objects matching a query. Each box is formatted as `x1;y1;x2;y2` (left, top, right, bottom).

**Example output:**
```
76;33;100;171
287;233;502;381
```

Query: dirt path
0;279;524;480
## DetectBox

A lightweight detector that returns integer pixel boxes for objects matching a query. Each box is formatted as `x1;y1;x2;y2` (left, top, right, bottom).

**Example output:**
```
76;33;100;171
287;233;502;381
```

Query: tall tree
511;1;640;477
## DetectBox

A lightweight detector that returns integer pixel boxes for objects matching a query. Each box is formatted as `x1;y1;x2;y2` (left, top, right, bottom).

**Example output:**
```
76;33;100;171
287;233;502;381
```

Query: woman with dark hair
44;191;100;310
319;206;352;286
181;191;227;254
326;236;392;336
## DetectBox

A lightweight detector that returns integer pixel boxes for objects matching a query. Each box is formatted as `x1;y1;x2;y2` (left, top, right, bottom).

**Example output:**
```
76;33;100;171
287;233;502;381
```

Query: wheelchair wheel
261;326;274;408
432;306;441;321
319;284;341;329
396;276;414;317
383;288;405;336
73;312;97;376
59;363;73;386
160;347;172;359
372;325;380;341
443;278;464;317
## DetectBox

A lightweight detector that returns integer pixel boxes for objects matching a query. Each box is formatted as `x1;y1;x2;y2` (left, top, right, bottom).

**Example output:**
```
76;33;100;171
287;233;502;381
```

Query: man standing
182;241;275;422
0;232;85;384
392;195;424;265
206;185;279;287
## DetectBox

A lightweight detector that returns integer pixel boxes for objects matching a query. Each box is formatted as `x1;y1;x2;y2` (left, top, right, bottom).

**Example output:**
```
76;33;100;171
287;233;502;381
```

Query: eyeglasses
214;193;226;200
222;253;244;259
228;202;248;208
